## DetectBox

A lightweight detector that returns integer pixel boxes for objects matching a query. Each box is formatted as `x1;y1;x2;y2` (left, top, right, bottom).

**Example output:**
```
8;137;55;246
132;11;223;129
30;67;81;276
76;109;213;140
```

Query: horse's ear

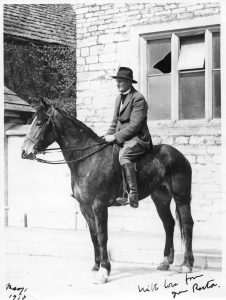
40;97;49;111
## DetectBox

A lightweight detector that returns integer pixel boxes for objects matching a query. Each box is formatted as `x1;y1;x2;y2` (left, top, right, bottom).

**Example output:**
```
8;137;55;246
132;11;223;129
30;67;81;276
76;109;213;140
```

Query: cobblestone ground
3;254;225;300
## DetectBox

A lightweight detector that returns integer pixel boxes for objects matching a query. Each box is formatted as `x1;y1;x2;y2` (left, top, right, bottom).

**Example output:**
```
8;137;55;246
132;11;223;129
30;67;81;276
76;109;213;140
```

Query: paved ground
5;227;222;268
3;254;225;300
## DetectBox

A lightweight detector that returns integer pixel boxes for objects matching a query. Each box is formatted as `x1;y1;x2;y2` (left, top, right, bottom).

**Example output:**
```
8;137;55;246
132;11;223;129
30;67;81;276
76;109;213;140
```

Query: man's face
116;78;131;93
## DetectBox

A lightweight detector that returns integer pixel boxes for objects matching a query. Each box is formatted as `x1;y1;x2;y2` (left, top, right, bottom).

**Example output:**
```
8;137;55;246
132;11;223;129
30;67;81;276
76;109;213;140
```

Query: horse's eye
36;120;43;126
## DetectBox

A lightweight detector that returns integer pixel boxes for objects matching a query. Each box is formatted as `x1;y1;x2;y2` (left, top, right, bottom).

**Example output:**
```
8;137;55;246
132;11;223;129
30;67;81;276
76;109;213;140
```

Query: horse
21;99;194;284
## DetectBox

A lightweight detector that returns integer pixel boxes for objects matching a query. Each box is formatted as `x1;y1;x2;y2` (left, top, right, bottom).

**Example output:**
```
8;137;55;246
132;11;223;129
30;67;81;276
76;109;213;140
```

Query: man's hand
103;135;116;143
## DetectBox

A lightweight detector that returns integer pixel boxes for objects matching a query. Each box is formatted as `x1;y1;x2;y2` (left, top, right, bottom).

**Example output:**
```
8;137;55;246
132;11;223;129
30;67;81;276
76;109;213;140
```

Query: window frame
140;25;220;123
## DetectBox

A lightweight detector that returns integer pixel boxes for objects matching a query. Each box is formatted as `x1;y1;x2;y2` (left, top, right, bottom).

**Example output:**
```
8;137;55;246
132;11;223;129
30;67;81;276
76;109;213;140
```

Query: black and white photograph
1;1;225;299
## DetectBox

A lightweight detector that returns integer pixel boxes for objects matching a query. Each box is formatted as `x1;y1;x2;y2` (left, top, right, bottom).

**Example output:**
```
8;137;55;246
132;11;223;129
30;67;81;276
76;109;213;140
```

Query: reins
32;108;115;164
41;141;109;154
35;142;112;165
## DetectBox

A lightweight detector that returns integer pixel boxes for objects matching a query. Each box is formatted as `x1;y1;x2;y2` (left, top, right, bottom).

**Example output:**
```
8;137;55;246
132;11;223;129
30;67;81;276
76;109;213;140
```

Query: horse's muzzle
21;150;36;160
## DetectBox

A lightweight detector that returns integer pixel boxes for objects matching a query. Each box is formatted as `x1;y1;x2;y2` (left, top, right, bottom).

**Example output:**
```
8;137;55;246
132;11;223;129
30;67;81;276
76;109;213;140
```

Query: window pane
213;32;220;69
148;39;171;75
178;35;205;70
147;75;171;120
179;71;205;119
153;52;171;74
213;70;221;118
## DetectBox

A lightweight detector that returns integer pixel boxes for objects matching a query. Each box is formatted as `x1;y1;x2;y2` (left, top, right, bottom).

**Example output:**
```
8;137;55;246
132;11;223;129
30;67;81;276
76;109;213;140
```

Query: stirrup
116;194;138;207
115;196;130;206
116;188;129;206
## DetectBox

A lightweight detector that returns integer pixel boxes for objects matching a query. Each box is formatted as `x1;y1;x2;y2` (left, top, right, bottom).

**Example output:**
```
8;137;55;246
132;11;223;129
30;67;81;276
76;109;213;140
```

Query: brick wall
74;2;221;234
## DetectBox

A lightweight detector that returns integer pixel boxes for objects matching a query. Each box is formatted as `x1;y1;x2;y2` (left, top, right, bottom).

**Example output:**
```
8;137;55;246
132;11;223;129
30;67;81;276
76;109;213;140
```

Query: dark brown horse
21;99;194;284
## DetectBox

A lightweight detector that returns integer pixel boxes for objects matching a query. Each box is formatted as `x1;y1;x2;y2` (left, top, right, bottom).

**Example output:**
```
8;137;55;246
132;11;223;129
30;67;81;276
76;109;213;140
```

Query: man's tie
121;93;127;105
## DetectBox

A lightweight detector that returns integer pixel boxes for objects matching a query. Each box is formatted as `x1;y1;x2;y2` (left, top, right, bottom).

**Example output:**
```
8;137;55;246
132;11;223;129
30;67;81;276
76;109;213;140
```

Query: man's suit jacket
106;86;153;150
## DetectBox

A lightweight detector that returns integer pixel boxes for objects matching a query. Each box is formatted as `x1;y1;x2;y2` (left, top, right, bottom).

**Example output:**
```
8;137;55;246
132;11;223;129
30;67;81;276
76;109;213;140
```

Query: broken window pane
213;70;221;118
147;74;171;120
153;52;171;74
178;35;205;70
179;71;205;119
148;39;171;75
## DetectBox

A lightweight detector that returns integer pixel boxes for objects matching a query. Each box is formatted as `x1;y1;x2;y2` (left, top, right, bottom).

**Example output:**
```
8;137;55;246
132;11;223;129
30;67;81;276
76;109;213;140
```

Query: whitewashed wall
6;127;87;230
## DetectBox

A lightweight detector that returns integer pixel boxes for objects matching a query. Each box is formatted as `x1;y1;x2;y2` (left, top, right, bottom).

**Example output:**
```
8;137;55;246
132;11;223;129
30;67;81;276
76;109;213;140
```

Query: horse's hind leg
175;201;194;273
170;168;194;272
151;185;175;271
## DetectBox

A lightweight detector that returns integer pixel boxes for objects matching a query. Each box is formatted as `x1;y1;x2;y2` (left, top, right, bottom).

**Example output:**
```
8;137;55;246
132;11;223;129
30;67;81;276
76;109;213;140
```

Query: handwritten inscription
138;282;159;293
137;273;220;298
6;283;28;300
193;279;219;293
164;279;178;288
172;289;188;298
185;272;204;285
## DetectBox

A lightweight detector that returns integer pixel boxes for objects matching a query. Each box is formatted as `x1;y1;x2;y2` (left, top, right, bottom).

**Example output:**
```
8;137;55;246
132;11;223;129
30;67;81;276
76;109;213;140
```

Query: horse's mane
56;107;103;141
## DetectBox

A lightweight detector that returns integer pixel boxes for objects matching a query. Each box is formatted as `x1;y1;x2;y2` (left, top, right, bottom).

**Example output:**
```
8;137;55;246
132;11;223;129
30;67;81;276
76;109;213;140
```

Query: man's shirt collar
121;88;131;95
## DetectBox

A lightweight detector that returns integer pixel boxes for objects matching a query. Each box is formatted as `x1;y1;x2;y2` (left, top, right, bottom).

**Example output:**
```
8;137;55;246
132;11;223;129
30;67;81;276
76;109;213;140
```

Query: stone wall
152;126;221;223
74;2;221;234
75;2;220;135
108;122;221;237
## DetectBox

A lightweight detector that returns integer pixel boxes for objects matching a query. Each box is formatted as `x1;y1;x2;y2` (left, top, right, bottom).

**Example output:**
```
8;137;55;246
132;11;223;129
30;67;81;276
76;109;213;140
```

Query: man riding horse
21;70;194;281
104;67;153;208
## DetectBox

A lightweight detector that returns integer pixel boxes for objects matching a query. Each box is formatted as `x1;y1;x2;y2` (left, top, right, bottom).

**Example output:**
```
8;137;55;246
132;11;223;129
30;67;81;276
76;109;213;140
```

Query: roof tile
4;4;76;46
4;86;35;112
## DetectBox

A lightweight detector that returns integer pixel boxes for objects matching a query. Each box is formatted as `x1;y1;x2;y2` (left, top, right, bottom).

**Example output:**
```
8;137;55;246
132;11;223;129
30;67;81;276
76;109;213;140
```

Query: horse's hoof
157;263;170;271
181;265;192;273
92;267;109;284
157;257;170;271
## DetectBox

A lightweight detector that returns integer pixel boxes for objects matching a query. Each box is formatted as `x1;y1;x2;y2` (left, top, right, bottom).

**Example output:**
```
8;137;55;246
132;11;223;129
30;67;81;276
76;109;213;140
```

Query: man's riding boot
116;163;139;208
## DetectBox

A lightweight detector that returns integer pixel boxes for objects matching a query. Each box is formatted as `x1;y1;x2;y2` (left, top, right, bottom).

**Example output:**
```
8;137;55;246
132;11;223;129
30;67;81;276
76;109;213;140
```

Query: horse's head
21;98;57;160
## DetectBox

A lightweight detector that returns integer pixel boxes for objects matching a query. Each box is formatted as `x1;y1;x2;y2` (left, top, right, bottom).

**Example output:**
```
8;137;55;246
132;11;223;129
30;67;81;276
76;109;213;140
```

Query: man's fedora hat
111;67;137;83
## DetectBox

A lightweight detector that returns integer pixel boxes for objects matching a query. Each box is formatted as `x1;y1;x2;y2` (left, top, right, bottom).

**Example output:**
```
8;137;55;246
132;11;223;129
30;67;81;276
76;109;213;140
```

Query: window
146;27;221;121
178;35;205;70
147;39;171;120
178;35;205;119
213;32;221;118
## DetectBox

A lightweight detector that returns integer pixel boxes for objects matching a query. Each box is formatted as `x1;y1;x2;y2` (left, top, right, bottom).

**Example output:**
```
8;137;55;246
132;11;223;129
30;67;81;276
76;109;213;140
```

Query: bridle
32;110;55;153
28;108;114;165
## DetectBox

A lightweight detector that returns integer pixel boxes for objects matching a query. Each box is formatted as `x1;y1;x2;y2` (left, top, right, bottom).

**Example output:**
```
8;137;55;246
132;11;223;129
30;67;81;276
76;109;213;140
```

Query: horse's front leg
92;200;111;284
79;203;100;275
